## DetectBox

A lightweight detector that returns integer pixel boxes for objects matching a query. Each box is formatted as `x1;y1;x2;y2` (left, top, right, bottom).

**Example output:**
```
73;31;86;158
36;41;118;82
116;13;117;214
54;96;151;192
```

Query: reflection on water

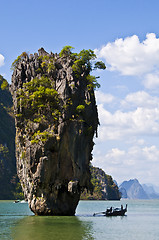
12;215;94;240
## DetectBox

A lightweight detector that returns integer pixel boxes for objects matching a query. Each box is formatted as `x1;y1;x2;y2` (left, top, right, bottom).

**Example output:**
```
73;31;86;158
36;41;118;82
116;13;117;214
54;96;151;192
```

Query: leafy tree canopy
59;46;74;57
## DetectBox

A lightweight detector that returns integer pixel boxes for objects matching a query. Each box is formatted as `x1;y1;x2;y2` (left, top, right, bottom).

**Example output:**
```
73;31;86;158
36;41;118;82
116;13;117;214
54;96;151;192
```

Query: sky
1;0;159;186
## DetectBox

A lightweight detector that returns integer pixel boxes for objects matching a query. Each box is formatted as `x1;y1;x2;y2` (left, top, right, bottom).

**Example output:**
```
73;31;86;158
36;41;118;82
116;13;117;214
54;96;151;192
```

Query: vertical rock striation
11;47;103;215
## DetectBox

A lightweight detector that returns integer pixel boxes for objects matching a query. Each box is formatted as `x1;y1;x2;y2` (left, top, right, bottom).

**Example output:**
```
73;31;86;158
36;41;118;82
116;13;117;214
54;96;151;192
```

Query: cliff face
81;166;121;200
119;179;149;199
11;48;101;215
142;184;159;199
0;76;17;199
0;76;15;164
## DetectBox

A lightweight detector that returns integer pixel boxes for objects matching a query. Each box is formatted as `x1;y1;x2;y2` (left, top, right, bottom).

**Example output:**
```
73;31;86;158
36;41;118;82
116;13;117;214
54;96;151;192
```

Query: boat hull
106;209;127;216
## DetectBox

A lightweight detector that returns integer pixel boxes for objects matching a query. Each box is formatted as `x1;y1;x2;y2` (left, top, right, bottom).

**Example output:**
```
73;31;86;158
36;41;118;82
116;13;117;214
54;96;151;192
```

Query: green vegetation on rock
80;165;121;200
71;48;106;89
59;45;74;58
11;52;28;71
14;47;106;145
16;76;60;122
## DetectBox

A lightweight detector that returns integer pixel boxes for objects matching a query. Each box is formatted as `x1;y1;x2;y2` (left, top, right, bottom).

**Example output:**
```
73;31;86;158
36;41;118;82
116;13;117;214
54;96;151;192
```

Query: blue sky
1;0;159;186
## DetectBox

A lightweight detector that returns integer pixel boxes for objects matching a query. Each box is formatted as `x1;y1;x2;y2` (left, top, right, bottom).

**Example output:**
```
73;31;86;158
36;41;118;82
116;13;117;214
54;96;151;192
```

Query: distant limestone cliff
119;179;149;199
142;184;159;199
11;47;105;215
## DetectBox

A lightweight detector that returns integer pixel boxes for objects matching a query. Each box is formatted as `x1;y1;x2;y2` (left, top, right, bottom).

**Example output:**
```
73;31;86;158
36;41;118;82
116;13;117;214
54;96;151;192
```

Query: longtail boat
93;204;127;217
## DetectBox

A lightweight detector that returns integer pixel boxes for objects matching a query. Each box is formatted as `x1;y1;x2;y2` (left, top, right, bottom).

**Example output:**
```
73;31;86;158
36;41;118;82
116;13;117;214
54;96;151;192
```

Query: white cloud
92;145;159;185
95;91;115;104
0;54;4;67
93;34;159;185
104;148;125;165
142;145;159;162
121;91;159;109
144;72;159;89
136;139;145;145
95;33;159;89
93;90;159;184
96;91;159;142
98;103;159;141
95;33;159;76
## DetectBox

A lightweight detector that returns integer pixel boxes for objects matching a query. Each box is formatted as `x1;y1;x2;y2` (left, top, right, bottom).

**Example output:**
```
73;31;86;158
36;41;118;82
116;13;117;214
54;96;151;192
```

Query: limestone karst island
0;46;120;216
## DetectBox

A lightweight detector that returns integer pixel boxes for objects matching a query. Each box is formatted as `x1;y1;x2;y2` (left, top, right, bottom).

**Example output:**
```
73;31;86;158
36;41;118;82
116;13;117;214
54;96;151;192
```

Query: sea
0;199;159;240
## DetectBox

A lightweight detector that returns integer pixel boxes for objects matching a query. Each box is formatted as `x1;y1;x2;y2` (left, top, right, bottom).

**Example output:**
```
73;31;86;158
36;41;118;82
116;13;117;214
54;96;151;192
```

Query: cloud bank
0;54;4;67
93;34;159;184
98;105;159;141
95;91;115;104
95;33;159;89
96;90;159;141
93;90;159;184
93;145;159;184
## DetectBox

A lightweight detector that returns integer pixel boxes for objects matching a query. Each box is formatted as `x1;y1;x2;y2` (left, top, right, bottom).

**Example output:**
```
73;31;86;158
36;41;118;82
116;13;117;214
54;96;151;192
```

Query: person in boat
106;206;112;214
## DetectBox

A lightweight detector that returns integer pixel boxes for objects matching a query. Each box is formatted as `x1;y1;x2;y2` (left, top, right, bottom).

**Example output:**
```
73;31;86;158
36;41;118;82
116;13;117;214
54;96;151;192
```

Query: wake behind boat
93;204;127;217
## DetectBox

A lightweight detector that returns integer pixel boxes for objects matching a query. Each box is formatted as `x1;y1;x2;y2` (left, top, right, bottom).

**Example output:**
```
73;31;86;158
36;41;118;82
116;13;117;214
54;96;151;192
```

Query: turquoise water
0;200;159;239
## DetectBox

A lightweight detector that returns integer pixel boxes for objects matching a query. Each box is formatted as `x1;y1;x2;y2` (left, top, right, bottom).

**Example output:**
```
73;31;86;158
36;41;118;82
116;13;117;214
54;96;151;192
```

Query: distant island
119;179;159;199
81;165;120;200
